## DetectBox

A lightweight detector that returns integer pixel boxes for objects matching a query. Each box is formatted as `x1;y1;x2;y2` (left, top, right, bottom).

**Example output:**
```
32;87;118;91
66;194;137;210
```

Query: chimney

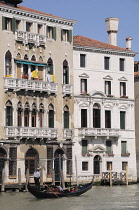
126;37;132;50
105;17;119;46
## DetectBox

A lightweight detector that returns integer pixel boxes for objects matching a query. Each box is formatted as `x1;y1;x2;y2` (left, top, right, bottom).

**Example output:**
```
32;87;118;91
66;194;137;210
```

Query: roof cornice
73;45;137;57
0;4;77;26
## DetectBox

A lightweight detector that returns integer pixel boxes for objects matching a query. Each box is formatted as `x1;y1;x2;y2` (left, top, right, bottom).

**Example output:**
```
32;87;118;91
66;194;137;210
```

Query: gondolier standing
34;168;40;190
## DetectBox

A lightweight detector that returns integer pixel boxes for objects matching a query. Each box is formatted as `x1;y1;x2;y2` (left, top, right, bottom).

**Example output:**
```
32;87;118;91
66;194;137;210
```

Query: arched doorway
94;155;101;174
0;148;7;183
25;147;39;175
54;148;64;181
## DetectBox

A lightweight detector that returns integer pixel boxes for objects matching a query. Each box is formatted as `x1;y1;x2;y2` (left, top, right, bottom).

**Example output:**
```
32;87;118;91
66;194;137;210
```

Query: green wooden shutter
11;18;16;32
120;111;125;129
52;27;56;40
82;140;87;154
64;111;69;128
2;16;6;30
61;29;63;41
121;141;126;154
68;30;72;43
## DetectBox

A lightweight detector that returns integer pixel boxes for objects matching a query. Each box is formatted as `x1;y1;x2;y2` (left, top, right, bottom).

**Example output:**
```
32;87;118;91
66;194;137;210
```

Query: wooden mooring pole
18;168;21;190
25;168;29;192
109;163;112;187
52;169;55;186
126;163;128;186
1;169;5;192
40;169;43;186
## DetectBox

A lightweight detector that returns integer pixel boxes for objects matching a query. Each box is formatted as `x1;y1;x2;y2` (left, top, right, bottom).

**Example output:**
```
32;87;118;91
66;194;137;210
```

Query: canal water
1;184;139;210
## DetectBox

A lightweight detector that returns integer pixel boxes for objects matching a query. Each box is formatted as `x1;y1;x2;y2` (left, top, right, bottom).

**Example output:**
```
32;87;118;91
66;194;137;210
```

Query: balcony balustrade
79;128;120;139
62;84;72;96
5;126;58;139
4;77;57;94
63;129;73;139
15;30;46;46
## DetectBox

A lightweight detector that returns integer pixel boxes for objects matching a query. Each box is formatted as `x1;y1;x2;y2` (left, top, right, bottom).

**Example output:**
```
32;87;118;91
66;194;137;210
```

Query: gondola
27;181;93;199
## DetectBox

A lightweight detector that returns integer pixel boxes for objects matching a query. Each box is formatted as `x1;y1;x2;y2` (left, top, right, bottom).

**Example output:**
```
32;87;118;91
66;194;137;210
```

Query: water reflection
1;185;139;210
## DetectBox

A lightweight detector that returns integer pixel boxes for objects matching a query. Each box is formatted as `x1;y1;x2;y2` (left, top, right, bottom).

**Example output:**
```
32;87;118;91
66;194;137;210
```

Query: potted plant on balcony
121;153;130;157
120;95;128;99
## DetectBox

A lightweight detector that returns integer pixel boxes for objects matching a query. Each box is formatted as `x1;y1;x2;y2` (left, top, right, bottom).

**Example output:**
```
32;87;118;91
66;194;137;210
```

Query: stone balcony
5;127;58;139
63;129;73;139
62;84;72;96
15;30;46;46
79;128;120;139
4;77;57;94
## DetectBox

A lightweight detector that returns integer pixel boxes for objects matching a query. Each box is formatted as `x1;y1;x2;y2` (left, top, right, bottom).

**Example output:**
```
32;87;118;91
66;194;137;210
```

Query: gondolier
34;168;40;190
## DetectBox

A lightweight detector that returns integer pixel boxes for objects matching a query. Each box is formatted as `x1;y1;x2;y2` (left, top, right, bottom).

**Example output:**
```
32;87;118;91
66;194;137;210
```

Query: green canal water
1;184;139;210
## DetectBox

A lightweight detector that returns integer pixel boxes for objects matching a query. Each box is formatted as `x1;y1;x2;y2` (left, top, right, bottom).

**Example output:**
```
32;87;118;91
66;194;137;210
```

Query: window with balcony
48;104;54;128
17;102;22;127
105;110;111;128
82;140;87;155
9;147;17;177
93;103;101;128
81;79;87;94
105;81;111;96
80;54;86;68
81;109;87;128
106;140;112;154
122;162;128;170
24;102;30;127
120;82;126;97
104;57;110;70
38;24;42;34
82;162;88;171
47;58;53;75
63;60;69;84
107;162;112;170
5;51;12;77
26;22;32;32
6;101;13;126
121;141;127;154
16;19;21;30
120;111;126;129
120;58;125;71
25;148;39;175
61;29;72;42
64;105;69;128
47;26;56;40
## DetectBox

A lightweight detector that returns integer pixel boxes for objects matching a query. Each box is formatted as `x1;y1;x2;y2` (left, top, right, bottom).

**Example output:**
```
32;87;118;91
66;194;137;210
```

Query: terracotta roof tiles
73;35;132;52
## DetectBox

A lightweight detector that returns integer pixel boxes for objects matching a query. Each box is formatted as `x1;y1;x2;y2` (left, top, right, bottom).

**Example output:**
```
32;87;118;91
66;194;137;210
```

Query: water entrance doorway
54;149;64;181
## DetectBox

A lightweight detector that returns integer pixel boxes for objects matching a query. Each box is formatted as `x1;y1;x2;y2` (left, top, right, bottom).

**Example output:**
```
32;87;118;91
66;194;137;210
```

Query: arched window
6;100;13;126
25;147;39;175
0;148;7;183
47;58;53;75
17;102;23;127
39;103;44;127
23;54;29;79
16;53;21;59
31;55;37;79
5;51;12;76
93;103;101;128
63;60;69;84
48;104;54;128
31;55;36;61
24;102;30;127
39;56;43;62
63;105;69;128
38;56;43;80
32;103;37;127
94;155;101;174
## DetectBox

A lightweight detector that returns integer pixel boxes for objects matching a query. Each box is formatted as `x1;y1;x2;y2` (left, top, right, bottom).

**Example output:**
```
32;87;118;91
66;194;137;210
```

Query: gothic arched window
25;147;39;175
5;51;12;76
6;100;13;126
63;60;69;84
48;104;54;128
63;105;69;128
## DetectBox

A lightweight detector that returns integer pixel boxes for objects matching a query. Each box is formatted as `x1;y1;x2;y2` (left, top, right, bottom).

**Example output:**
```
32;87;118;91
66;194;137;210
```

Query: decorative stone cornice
0;4;76;26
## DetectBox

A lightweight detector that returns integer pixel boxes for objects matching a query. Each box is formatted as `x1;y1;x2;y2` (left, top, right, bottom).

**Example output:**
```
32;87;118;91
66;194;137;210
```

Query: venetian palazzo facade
0;0;76;185
72;18;137;182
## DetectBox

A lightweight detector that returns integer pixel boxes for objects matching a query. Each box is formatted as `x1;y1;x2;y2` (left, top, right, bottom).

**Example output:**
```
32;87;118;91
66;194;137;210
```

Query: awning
15;60;47;67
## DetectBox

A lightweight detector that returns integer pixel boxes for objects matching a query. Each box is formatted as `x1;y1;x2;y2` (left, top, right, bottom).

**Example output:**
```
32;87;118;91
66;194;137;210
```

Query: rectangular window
16;20;21;30
38;24;42;34
82;162;88;171
2;17;16;32
120;111;126;129
26;22;32;32
107;162;112;170
5;17;12;31
61;29;72;42
9;147;17;177
80;54;86;68
104;57;110;70
47;26;56;40
93;109;101;128
67;160;72;175
81;109;87;127
122;162;127;170
120;82;126;96
121;141;127;154
106;140;112;154
82;140;87;155
81;79;87;94
105;81;111;95
105;110;111;128
120;58;125;71
49;110;54;128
